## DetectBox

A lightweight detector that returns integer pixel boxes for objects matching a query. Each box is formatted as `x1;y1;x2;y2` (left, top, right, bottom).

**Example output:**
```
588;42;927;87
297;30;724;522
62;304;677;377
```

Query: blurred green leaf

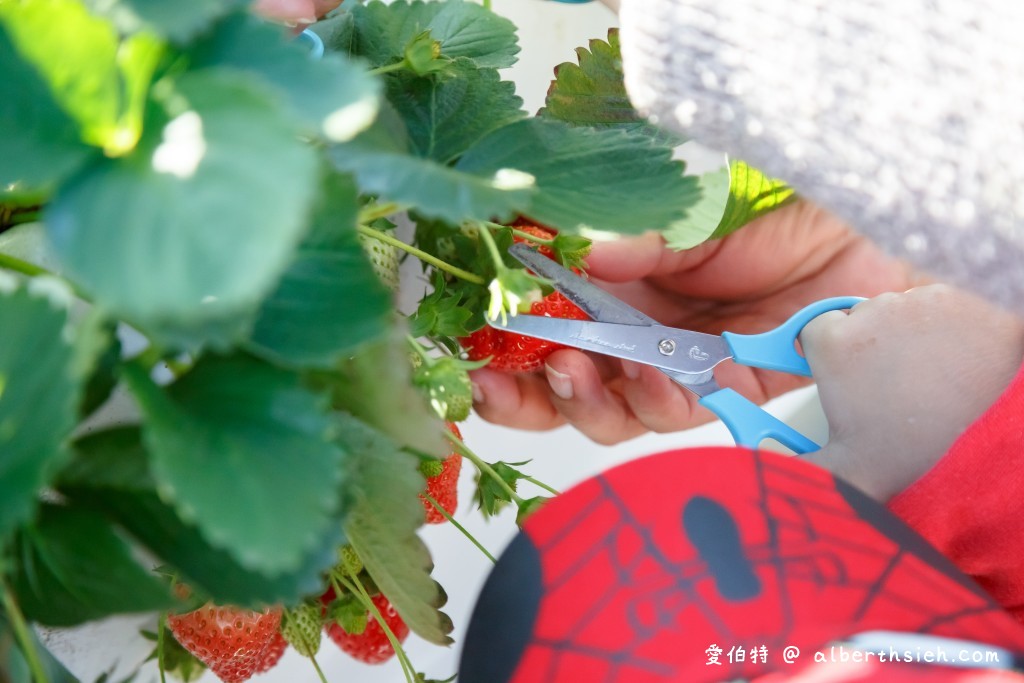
122;354;345;576
84;0;246;43
661;163;729;250
325;333;446;456
60;427;343;605
249;172;392;368
46;69;318;351
0;281;87;541
188;13;381;142
0;0;163;155
11;503;175;626
457;118;695;234
321;0;519;69
0;26;92;190
540;29;685;145
338;413;453;645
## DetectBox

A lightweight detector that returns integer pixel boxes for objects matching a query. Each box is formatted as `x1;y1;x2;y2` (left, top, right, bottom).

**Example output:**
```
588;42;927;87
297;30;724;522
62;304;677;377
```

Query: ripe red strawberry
509;218;557;260
325;593;409;664
253;632;288;674
460;291;589;373
460;220;589;372
420;422;463;524
166;604;282;683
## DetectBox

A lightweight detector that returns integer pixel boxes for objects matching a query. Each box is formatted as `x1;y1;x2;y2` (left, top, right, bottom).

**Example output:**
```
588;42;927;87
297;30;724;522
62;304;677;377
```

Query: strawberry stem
446;431;524;506
2;577;50;683
308;654;329;683
335;573;417;683
423;493;497;564
357;224;485;285
482;221;554;248
477;221;507;274
523;474;561;496
369;60;408;76
0;252;48;278
358;201;404;224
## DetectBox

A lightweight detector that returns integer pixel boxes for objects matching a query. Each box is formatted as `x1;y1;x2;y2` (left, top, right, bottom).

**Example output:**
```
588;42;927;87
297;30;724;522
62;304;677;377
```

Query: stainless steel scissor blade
506;241;724;393
494;316;731;378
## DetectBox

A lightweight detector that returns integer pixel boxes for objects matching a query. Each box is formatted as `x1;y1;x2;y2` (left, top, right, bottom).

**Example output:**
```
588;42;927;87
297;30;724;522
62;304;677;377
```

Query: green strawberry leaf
60;426;344;606
248;172;392;369
0;0;162;155
188;13;381;143
457;118;696;234
46;69;318;351
320;0;519;70
84;0;246;43
122;354;346;576
710;159;797;239
540;29;684;145
0;25;92;190
660;163;729;250
337;413;454;645
387;59;525;164
330;104;534;225
0;278;95;542
10;503;176;626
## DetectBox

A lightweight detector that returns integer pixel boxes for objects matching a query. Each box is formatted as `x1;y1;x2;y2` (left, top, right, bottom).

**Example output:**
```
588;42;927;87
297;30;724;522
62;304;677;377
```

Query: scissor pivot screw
658;339;676;356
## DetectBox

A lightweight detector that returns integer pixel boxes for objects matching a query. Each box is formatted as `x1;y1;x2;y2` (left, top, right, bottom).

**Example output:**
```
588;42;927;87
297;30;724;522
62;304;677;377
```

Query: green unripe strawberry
281;603;322;658
338;544;363;577
358;234;400;292
413;355;476;422
419;458;444;478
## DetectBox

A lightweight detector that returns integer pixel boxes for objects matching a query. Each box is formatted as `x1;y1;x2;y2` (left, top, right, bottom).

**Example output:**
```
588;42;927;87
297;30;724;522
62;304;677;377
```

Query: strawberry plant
0;0;793;681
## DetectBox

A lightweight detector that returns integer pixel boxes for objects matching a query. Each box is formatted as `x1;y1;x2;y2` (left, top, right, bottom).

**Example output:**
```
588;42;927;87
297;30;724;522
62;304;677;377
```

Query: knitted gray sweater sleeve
617;0;1024;316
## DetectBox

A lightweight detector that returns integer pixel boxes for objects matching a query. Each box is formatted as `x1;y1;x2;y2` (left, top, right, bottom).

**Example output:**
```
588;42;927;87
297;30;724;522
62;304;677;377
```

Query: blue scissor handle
699;388;820;454
722;296;865;376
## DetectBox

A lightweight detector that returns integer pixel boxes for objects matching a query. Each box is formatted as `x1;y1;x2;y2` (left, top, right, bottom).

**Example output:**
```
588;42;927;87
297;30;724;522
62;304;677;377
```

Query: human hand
251;0;342;25
470;200;921;444
800;284;1024;502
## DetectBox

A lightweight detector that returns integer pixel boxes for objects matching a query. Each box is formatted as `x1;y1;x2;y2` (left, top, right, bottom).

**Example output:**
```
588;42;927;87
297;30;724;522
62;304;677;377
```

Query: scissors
490;243;865;454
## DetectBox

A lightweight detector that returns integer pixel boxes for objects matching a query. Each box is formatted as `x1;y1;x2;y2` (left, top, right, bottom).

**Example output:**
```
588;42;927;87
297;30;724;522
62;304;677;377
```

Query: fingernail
545;364;574;401
471;381;485;405
622;360;640;380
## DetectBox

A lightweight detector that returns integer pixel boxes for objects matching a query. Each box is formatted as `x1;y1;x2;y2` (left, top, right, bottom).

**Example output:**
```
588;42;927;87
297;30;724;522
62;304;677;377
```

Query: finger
586;233;717;283
619;363;715;433
469;367;566;431
543;351;651;445
251;0;316;22
796;309;851;373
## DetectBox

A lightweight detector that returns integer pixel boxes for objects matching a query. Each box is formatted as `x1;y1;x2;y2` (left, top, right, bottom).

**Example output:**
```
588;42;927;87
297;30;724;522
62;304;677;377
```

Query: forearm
614;0;1024;317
